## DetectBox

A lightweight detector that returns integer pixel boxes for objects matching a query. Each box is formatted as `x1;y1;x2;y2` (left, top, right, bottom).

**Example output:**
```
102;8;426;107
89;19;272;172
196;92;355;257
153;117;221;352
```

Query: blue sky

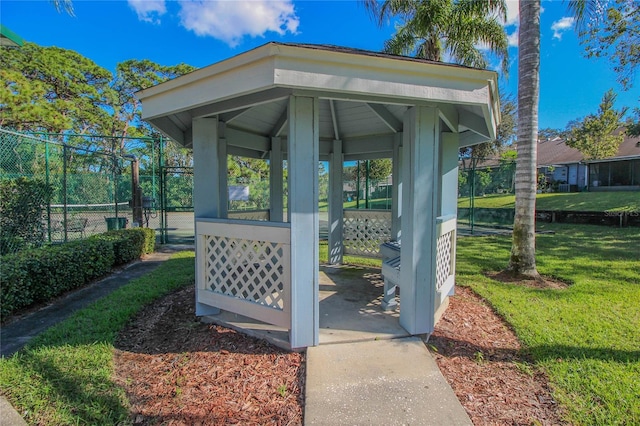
1;0;637;130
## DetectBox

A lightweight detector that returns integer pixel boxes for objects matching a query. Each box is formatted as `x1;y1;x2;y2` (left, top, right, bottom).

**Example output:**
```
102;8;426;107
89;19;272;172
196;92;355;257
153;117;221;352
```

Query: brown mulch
113;286;305;425
429;285;566;425
485;271;569;290
113;281;566;425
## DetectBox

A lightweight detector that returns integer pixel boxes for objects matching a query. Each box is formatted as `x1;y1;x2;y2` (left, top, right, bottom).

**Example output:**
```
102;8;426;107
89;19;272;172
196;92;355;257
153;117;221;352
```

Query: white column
328;139;344;264
440;132;459;217
399;106;440;335
288;95;319;348
193;117;222;316
270;136;284;222
391;133;403;242
218;121;228;218
440;132;460;299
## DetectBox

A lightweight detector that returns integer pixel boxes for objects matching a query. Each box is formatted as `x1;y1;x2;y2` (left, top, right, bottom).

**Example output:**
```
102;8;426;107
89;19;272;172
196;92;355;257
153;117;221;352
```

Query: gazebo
137;42;500;349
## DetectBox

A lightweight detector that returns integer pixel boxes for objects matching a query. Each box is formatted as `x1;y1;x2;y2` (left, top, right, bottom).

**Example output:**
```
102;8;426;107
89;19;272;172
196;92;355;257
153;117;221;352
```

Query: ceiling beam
459;111;491;139
150;117;185;146
329;100;340;140
366;103;402;133
456;130;490;148
270;107;288;137
438;103;459;133
220;108;250;124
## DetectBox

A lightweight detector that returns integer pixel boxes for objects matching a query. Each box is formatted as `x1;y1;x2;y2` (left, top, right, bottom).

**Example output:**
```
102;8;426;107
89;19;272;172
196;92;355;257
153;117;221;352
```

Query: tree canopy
566;89;628;160
364;0;510;74
569;0;639;90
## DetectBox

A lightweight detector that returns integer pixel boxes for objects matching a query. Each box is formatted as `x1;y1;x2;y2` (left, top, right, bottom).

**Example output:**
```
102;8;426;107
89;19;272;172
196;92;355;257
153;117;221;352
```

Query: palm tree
364;0;509;73
507;0;540;278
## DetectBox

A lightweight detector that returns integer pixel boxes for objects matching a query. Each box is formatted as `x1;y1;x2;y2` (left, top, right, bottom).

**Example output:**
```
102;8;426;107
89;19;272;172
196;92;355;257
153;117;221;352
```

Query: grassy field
458;191;640;212
455;223;640;425
0;251;195;425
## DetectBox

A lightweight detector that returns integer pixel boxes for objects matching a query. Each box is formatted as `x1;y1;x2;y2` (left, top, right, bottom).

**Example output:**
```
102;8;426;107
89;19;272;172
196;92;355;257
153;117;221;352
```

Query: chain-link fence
0;129;162;254
458;156;517;230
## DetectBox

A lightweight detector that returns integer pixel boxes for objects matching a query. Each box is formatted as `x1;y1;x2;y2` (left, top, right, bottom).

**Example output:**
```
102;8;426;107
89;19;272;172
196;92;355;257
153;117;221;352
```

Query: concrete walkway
304;338;472;426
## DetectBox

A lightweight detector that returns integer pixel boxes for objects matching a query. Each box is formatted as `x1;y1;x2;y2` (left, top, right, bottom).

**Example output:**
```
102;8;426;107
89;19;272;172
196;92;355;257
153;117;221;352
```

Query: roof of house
538;131;640;166
460;129;640;170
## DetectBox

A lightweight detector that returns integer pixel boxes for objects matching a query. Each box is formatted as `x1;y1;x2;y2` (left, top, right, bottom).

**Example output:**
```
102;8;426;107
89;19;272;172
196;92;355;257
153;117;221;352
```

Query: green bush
0;228;155;321
0;178;53;255
0;239;113;321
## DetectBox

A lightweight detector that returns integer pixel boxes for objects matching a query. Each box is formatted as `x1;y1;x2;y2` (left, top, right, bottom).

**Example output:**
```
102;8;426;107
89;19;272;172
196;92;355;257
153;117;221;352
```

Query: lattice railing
196;219;291;328
228;209;270;221
343;209;392;257
435;215;456;300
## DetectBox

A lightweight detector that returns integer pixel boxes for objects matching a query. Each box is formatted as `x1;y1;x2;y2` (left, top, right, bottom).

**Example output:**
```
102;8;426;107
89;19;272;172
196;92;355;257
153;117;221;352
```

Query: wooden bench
380;241;401;310
54;217;89;239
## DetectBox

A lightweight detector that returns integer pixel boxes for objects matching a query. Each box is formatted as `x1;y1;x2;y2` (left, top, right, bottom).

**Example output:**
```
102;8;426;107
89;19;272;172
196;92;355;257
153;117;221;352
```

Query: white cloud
128;0;167;24
504;0;519;27
507;29;518;47
551;16;575;40
178;0;299;47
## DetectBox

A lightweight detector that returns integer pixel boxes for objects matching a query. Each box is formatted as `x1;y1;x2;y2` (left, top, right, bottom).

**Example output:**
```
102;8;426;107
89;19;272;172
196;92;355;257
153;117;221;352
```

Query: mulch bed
113;281;566;425
429;285;566;425
113;286;304;425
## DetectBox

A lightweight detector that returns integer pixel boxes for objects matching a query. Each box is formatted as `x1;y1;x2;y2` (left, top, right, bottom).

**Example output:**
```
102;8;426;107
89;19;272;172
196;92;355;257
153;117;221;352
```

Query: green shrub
90;228;156;265
0;228;157;322
0;239;114;321
0;178;53;255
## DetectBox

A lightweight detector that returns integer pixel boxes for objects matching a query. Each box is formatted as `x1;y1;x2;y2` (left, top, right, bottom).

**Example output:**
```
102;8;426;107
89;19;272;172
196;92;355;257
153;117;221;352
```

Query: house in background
538;131;640;192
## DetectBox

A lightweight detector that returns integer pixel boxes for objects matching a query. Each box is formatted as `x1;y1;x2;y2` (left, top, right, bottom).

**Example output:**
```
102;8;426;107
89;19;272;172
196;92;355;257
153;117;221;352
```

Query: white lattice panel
205;235;286;310
435;230;454;290
343;210;392;257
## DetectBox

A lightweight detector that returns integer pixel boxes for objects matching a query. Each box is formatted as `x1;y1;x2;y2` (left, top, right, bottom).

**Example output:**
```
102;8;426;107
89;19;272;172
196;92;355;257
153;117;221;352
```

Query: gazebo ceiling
137;42;500;158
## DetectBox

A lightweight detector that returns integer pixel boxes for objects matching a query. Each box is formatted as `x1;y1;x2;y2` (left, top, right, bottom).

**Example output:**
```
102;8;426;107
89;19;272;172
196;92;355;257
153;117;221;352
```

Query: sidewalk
304;337;472;425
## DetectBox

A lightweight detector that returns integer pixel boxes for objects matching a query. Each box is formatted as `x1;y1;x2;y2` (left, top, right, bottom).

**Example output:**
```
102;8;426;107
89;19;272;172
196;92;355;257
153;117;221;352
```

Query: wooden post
288;95;319;348
193;117;222;316
399;106;440;335
270;136;284;222
328;138;344;264
391;133;403;242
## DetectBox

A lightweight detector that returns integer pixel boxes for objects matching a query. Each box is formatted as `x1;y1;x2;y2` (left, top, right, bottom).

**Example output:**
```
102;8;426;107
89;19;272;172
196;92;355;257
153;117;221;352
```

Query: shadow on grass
12;348;128;424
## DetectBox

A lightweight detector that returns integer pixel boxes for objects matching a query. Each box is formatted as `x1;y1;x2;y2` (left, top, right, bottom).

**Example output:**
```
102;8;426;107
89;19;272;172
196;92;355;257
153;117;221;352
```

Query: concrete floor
202;263;409;349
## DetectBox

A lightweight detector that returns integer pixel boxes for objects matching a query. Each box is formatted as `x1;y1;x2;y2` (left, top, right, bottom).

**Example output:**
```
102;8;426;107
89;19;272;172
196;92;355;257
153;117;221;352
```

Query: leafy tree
565;89;628;160
569;0;639;90
364;0;509;74
0;43;114;135
345;159;392;182
508;0;540;278
538;127;566;141
625;108;640;137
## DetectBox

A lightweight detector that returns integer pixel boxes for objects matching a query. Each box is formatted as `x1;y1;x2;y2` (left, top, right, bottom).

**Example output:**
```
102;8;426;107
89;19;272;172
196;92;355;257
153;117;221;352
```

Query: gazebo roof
137;42;500;155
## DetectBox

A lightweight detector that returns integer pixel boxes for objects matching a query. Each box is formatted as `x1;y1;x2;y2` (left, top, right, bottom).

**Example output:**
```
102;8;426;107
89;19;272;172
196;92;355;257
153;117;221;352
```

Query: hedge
0;228;156;322
90;228;156;265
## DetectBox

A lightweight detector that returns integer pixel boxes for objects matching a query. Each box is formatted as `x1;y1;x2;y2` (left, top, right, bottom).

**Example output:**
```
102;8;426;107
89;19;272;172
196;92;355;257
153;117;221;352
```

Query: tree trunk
508;0;540;278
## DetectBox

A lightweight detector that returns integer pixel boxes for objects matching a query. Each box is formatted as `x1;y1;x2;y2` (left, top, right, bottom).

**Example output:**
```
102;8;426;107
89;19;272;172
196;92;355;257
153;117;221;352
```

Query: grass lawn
455;223;640;425
457;191;640;212
0;251;195;425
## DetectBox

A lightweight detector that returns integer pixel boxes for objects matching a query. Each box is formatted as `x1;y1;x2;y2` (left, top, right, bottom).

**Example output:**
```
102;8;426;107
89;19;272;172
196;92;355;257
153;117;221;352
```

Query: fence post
45;133;52;243
114;155;119;220
62;144;68;242
159;136;166;244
